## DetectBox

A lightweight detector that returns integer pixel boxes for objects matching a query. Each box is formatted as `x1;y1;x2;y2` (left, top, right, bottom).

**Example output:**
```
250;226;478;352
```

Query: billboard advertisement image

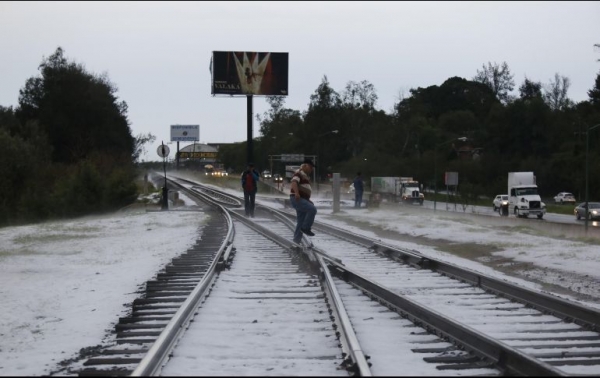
211;51;288;96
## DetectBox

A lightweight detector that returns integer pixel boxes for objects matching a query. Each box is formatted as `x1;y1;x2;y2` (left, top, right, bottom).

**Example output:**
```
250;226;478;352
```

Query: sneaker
301;228;315;236
293;239;302;244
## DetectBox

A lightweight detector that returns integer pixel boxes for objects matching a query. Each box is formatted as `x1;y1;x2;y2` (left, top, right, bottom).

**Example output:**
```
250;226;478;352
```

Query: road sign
281;153;304;162
157;144;170;158
445;172;458;186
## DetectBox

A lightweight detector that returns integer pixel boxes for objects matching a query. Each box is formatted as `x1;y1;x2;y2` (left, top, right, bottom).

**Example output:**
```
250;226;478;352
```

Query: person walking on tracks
353;172;364;208
241;162;260;217
289;159;317;243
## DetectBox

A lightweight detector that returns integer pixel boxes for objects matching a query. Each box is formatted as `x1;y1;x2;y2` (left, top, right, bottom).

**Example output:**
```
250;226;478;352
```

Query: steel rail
227;211;371;376
130;189;234;376
167;177;600;375
422;257;600;331
188;189;372;375
319;254;565;376
290;214;600;332
173;179;600;332
160;178;371;375
316;254;372;376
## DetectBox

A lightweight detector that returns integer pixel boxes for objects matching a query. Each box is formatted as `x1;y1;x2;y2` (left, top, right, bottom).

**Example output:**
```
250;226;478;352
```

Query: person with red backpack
241;163;260;217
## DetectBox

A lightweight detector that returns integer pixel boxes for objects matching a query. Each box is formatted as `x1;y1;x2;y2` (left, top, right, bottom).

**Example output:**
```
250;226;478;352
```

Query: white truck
399;177;424;205
508;172;546;219
370;177;424;205
370;177;399;202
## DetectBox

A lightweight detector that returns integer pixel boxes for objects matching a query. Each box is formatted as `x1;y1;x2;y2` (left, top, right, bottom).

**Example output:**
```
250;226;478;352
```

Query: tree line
0;47;155;227
218;61;600;203
1;47;599;227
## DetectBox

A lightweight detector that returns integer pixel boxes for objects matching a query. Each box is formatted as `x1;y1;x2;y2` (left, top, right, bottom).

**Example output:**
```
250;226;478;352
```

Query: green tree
216;142;247;173
256;96;304;169
17;47;135;164
543;73;572;111
133;132;156;163
398;77;498;125
340;80;379;158
7;47;139;222
518;78;543;101
303;77;347;176
307;75;341;110
341;80;378;110
0;107;54;225
587;71;600;107
473;61;515;104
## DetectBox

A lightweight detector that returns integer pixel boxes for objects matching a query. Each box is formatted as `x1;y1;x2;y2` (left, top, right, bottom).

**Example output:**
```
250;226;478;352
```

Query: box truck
508;172;546;219
370;177;424;205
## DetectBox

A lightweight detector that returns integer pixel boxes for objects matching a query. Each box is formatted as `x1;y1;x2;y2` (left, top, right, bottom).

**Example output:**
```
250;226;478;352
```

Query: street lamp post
434;137;467;212
585;123;600;232
316;129;339;192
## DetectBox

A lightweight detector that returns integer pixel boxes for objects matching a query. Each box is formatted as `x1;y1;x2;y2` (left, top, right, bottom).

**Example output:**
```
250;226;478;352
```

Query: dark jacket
353;176;364;192
241;169;260;192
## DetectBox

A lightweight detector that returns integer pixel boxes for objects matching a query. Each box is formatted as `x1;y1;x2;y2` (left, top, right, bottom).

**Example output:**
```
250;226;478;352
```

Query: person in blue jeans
289;159;317;244
353;172;364;208
241;163;259;217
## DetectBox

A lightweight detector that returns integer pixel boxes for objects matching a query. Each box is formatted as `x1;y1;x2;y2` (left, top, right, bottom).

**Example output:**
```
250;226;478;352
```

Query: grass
426;192;576;216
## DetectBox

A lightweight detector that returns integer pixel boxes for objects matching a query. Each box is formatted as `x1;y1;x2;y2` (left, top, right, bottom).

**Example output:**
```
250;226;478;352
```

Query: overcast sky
1;1;599;162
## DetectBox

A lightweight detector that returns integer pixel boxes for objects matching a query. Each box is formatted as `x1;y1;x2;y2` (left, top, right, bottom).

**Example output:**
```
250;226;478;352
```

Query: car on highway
209;169;228;177
574;202;600;220
273;174;283;183
492;194;509;211
554;192;576;204
262;170;272;179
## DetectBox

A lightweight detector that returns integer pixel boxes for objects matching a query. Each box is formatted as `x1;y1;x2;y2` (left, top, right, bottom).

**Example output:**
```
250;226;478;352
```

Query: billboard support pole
247;95;253;164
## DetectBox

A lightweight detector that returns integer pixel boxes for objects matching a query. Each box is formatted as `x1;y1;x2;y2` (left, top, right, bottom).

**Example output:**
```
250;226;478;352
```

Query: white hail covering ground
1;186;599;376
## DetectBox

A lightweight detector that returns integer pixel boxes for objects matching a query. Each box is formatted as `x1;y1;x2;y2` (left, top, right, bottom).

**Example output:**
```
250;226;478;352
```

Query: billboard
171;125;199;142
211;51;288;96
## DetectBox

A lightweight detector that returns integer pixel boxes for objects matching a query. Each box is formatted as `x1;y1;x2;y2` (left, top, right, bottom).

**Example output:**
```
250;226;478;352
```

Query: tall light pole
585;123;600;232
434;137;467;212
316;129;339;191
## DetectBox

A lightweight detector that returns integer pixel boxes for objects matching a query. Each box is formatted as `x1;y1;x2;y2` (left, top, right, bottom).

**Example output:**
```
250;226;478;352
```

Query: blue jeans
243;190;256;216
355;191;363;208
290;196;317;243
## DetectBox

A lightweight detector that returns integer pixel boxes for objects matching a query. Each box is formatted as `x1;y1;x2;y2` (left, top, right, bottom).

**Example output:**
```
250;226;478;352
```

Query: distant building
457;145;483;160
176;142;238;170
176;143;218;169
206;142;236;151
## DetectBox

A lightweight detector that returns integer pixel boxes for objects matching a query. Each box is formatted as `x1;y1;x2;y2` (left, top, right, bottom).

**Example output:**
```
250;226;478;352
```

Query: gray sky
1;1;599;162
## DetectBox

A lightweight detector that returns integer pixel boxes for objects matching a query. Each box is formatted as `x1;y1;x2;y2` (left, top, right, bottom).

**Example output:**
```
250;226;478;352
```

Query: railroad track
71;175;600;376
